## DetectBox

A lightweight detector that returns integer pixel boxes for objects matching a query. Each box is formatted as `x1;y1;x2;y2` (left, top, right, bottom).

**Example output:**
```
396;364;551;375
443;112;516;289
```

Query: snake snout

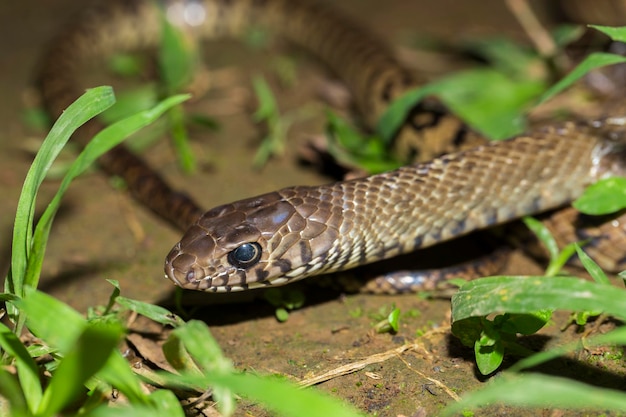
164;244;199;287
164;246;221;291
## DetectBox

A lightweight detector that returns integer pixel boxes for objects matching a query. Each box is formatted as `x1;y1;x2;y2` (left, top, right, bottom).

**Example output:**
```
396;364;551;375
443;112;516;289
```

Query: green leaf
504;311;551;335
575;244;610;285
0;366;28;416
95;352;149;404
551;24;585;48
474;338;504;375
378;69;543;142
252;76;286;168
116;296;185;328
537;52;626;105
590;24;626;43
7;87;115;302
17;288;86;353
443;374;626;416
325;111;400;173
158;371;365;417
36;322;124;417
158;14;197;92
377;83;442;142
573;177;626;215
107;53;146;77
509;326;626;372
522;217;559;261
23;94;190;300
522;216;575;277
99;85;159;124
438;69;542;139
462;37;539;79
0;323;42;412
387;308;400;332
275;308;290;322
452;276;626;322
548;242;579;277
100;279;121;316
167;321;235;415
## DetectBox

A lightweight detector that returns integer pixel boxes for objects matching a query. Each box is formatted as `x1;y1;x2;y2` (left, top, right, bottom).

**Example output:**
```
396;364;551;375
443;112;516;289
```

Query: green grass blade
7;86;115;298
168;321;235;415
590;25;626;43
36;322;124;417
508;326;626;372
116;296;185;328
443;374;626;415
0;323;41;412
575;244;610;285
163;320;366;416
16;288;86;353
23;94;190;296
451;276;626;322
536;52;626;105
94;352;150;405
0;366;29;416
522;217;559;260
159;371;365;417
83;389;184;417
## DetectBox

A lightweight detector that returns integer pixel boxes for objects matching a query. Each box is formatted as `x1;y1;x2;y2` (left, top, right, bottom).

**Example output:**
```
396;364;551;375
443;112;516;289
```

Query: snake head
164;189;338;292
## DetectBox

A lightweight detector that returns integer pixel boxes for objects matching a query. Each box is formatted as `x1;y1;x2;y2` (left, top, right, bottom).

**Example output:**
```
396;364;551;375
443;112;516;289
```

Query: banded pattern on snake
37;0;626;293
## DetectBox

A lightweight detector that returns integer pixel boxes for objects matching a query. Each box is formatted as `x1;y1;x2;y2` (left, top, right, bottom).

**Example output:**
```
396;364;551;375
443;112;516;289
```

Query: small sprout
263;288;306;322
348;306;363;318
373;307;401;334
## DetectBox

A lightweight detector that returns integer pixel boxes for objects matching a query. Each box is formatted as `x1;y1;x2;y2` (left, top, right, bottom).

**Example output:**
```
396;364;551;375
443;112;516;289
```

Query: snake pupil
227;242;262;268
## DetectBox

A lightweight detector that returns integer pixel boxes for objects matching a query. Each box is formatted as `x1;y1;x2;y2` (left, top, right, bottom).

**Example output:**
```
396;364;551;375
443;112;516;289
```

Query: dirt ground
1;1;626;416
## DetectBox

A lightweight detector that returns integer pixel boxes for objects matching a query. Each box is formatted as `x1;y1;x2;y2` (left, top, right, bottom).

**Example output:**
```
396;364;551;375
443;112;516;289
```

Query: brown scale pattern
166;120;626;291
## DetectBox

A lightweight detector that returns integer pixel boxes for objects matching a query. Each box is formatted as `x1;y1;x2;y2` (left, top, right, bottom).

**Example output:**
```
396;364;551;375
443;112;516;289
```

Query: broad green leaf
452;276;626;322
378;69;543;141
573;177;626;215
504;311;551;335
475;338;504;375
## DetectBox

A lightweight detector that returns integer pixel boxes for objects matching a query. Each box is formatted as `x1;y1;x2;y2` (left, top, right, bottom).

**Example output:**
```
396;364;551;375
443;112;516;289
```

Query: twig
506;0;556;58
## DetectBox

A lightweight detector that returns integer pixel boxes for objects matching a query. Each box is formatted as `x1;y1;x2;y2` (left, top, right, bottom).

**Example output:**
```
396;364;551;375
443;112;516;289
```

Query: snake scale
38;0;626;293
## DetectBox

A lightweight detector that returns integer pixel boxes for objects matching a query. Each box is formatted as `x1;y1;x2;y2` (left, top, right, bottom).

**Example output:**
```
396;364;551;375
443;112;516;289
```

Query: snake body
38;0;626;293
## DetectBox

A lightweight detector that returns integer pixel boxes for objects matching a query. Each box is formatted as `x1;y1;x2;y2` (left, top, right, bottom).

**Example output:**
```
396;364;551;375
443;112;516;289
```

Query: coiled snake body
38;0;626;293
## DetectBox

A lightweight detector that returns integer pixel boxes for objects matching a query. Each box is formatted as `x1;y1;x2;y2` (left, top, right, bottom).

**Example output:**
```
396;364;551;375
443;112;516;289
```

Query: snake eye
227;242;262;268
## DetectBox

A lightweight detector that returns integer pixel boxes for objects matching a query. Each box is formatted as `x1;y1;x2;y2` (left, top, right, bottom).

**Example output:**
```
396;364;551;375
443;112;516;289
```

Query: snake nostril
186;269;196;282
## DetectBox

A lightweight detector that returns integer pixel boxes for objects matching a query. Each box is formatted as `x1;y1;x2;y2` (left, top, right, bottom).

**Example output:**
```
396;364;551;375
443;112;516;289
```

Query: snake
37;0;626;293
